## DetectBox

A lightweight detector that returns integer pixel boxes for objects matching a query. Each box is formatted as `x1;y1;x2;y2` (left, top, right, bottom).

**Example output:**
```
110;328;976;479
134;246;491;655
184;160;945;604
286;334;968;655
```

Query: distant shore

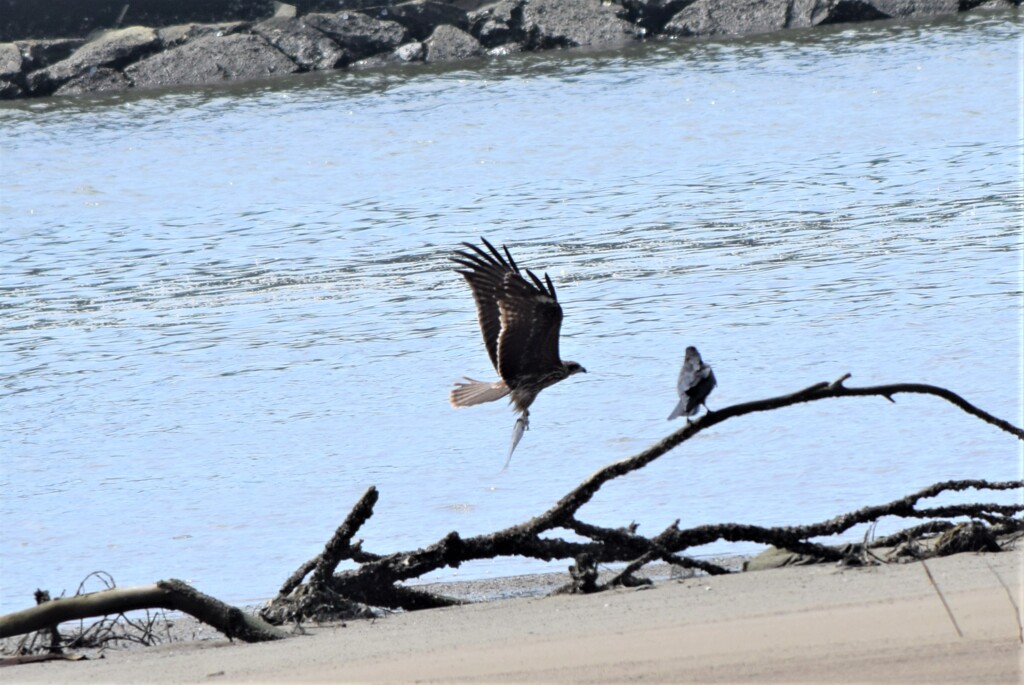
6;549;1021;683
1;0;1019;100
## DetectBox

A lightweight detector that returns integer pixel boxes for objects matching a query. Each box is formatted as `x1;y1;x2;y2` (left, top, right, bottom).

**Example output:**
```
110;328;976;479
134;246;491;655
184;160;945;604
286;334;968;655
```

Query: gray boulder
351;40;426;68
156;22;249;49
55;66;131;96
0;43;22;80
125;33;300;90
616;0;697;33
254;16;346;70
303;11;409;64
487;42;524;56
0;42;24;99
799;0;961;26
661;0;960;36
520;0;640;49
425;25;483;62
812;0;890;24
467;0;524;47
869;0;960;17
15;38;86;72
663;0;789;37
27;27;160;95
367;1;470;40
394;41;427;62
785;0;844;28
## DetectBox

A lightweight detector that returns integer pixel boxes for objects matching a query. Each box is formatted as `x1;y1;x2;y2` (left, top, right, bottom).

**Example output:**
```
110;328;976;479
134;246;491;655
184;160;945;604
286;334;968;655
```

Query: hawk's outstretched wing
451;238;565;384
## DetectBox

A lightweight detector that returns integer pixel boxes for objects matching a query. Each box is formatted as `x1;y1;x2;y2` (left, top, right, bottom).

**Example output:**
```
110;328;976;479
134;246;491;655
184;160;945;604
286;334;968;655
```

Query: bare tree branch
311;486;379;589
254;377;1023;620
0;581;287;643
536;376;1023;523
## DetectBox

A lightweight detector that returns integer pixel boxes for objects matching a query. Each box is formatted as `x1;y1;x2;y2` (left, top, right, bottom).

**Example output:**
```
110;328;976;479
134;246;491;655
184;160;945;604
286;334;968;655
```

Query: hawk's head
564;361;587;376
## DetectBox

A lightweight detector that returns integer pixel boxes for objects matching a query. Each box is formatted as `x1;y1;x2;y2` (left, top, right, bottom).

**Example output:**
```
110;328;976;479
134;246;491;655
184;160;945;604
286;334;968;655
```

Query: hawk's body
450;238;585;464
668;346;716;420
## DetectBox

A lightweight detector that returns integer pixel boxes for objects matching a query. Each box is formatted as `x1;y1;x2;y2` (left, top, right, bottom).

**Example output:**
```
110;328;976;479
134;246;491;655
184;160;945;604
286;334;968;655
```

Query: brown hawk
450;238;586;466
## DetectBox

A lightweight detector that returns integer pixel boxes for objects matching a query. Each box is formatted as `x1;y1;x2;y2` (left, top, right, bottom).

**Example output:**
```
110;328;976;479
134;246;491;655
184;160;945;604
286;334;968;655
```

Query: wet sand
6;549;1022;683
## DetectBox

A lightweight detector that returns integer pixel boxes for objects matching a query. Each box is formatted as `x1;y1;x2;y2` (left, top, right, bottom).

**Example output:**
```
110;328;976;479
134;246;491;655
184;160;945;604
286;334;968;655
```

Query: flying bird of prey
668;346;716;421
450;238;586;467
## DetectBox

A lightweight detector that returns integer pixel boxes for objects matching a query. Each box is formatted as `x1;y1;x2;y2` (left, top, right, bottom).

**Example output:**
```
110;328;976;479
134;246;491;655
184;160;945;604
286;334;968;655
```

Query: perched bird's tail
667;397;693;421
450;378;510;407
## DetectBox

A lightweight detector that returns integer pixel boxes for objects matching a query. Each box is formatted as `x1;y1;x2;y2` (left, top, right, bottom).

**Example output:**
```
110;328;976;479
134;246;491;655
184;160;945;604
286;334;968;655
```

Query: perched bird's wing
451;238;514;372
690;367;717;409
675;349;702;398
495;265;564;383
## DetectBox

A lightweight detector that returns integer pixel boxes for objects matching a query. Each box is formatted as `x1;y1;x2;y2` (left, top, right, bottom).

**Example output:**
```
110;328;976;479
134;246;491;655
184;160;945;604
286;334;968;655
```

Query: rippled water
1;11;1021;614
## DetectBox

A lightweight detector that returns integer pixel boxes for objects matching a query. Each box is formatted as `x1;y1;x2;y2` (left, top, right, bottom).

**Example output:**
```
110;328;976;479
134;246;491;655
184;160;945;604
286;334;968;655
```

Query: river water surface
1;11;1021;614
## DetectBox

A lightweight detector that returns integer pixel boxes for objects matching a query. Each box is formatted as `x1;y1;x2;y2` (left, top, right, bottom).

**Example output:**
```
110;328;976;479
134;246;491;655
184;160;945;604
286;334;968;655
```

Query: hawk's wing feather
526;268;564;373
451;238;565;384
451;240;513;371
495;268;564;382
525;268;548;294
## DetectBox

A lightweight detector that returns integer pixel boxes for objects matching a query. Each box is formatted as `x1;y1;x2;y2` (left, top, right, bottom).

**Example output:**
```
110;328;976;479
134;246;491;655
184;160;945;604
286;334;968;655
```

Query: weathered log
0;580;287;643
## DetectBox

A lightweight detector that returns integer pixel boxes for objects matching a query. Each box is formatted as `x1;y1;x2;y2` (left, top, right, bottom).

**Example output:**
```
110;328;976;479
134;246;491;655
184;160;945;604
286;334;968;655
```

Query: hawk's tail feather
450;378;510;407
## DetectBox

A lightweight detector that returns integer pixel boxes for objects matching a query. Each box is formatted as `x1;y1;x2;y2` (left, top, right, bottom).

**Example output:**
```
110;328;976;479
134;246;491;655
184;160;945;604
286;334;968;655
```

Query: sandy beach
5;548;1021;684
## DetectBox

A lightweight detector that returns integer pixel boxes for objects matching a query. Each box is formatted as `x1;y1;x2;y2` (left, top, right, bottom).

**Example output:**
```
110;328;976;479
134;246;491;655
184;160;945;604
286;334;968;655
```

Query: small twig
75;571;116;596
858;521;886;564
920;559;963;638
604;552;656;589
829;373;852;388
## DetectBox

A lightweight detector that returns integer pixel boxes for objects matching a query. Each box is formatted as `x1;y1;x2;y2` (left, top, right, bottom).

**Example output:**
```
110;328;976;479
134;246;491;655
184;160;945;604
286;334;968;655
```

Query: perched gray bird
668;346;716;421
450;238;586;468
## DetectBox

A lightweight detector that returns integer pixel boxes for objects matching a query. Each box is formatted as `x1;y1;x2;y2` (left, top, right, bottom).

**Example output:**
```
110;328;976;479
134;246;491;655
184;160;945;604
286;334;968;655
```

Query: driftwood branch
276;486;380;599
538;376;1022;525
0;580;287;643
262;377;1023;620
311;486;380;588
6;376;1015;646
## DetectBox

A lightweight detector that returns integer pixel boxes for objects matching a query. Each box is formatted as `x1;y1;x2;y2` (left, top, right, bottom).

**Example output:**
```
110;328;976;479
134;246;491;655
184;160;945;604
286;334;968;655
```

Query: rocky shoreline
0;0;1017;100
